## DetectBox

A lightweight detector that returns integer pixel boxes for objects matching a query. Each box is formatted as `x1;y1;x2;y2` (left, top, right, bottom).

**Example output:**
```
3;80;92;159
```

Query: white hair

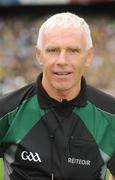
36;12;93;50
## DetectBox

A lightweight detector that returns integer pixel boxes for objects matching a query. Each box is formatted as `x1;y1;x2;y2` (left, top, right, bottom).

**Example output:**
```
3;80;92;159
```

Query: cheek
42;59;54;72
74;56;86;69
73;62;86;76
41;54;55;65
73;61;84;70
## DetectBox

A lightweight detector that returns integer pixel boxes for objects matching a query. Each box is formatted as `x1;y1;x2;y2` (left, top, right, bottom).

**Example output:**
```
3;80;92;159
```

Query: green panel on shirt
73;100;115;156
2;95;46;144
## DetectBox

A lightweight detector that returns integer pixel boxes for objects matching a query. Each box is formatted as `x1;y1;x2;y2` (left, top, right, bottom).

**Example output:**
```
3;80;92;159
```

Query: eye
46;48;59;53
68;48;80;53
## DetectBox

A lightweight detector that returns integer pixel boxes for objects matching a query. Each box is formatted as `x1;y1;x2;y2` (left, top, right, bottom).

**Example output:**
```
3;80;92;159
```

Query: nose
56;50;67;66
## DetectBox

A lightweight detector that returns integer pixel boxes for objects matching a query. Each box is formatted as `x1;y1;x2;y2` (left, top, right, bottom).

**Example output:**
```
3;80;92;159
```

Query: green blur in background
0;159;4;180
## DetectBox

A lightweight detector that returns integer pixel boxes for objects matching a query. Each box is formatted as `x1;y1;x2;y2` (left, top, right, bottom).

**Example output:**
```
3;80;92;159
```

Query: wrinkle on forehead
42;26;87;51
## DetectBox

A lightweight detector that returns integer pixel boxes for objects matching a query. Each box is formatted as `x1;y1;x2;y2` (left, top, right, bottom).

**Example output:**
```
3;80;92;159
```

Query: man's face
36;26;93;94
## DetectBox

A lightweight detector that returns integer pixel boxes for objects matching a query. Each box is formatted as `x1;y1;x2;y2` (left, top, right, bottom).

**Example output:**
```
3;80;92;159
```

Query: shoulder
86;85;115;114
0;82;36;118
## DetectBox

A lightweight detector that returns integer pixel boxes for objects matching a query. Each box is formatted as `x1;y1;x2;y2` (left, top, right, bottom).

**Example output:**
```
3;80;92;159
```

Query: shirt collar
36;73;87;109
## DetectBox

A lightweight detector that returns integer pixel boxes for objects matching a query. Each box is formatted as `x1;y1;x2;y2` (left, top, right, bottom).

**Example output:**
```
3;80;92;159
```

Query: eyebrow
45;45;82;50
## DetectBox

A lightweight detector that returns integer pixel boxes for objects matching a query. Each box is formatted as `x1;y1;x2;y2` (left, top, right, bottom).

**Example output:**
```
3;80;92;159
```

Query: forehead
42;26;87;48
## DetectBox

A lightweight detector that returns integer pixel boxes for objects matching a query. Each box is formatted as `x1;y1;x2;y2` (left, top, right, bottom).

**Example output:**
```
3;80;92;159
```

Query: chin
51;79;74;91
53;84;72;91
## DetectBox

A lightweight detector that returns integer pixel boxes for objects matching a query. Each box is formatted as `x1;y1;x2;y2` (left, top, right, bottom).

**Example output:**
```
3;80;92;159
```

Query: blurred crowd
0;14;115;96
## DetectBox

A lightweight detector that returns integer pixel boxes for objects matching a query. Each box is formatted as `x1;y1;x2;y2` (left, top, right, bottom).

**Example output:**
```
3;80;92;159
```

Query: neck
42;79;81;102
53;87;80;102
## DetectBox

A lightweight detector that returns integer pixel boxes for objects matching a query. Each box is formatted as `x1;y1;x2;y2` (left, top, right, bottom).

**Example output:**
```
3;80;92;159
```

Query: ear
85;47;94;67
35;47;43;65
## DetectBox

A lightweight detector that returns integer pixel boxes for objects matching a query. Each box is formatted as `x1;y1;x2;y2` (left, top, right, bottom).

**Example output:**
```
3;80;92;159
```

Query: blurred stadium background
0;0;115;179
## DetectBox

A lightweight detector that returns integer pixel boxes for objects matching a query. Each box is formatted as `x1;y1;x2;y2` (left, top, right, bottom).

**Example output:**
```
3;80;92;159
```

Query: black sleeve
0;147;3;158
107;157;115;176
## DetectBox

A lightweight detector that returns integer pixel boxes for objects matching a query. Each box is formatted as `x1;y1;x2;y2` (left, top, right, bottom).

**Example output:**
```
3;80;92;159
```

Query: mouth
54;72;72;76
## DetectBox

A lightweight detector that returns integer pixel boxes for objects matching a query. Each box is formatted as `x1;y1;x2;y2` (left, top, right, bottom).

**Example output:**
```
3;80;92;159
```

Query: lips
54;72;72;75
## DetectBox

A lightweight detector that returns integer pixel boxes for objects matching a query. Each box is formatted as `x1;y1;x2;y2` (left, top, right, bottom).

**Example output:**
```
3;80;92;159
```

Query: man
0;12;115;180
